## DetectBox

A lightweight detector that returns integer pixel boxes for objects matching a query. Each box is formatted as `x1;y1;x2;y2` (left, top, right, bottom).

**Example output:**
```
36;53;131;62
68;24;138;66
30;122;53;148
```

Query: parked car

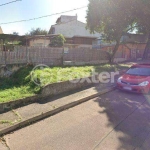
117;63;150;94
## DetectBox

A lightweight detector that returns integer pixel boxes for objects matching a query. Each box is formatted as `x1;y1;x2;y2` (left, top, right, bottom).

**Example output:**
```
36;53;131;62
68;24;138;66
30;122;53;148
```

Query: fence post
26;37;28;64
0;39;3;64
62;48;64;66
0;39;3;51
4;44;6;65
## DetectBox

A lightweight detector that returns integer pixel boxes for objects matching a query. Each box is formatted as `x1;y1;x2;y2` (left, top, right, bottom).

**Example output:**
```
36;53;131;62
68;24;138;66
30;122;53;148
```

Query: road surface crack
0;137;10;150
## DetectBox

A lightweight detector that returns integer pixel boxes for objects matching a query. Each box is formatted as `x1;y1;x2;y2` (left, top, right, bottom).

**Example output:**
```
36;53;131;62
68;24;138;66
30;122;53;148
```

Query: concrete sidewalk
0;83;115;136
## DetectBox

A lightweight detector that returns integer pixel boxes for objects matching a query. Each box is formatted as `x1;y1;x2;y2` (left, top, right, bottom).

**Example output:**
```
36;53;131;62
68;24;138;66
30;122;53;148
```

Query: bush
50;34;66;47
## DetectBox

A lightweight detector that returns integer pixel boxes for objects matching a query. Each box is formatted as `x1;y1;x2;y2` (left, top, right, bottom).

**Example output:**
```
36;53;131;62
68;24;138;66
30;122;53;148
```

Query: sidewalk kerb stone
0;86;115;136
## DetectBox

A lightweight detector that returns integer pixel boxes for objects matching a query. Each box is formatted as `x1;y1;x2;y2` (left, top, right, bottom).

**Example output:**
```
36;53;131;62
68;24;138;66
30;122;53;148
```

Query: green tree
50;34;66;47
26;28;48;36
134;0;150;59
86;0;137;63
13;32;19;35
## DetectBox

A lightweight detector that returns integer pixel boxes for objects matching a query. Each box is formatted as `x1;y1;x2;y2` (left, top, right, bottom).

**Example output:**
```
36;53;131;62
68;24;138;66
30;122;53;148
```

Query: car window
126;67;150;76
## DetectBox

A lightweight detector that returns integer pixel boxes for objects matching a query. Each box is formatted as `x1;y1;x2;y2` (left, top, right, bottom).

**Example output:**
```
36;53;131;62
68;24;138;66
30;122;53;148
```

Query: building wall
57;16;77;23
73;37;96;45
121;34;148;43
92;39;116;49
101;43;146;62
28;36;95;48
0;26;3;34
51;20;101;38
64;44;92;49
29;38;50;47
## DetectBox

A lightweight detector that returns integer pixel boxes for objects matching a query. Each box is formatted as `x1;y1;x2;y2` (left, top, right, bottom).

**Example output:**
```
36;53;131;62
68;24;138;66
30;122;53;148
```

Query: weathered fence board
0;47;108;66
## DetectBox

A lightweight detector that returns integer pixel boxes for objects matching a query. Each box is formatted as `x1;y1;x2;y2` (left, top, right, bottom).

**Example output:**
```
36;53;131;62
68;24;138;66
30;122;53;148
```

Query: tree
13;32;19;35
26;28;48;36
86;0;137;63
50;34;66;47
133;0;150;59
116;0;150;59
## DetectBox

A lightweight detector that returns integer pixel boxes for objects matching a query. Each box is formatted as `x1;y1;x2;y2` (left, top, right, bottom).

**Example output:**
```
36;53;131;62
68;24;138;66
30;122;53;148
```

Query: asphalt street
2;89;150;150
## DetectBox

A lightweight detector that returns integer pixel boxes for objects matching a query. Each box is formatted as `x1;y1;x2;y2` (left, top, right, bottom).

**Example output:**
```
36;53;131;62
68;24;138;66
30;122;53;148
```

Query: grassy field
0;63;130;103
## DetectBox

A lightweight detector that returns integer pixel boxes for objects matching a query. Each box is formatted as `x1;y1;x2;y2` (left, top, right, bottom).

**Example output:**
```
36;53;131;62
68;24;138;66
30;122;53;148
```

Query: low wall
41;76;94;98
0;95;40;113
0;64;25;77
0;76;94;112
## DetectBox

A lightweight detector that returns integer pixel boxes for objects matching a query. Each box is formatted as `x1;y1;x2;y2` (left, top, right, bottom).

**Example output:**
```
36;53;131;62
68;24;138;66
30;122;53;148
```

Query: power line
0;6;87;25
0;0;22;7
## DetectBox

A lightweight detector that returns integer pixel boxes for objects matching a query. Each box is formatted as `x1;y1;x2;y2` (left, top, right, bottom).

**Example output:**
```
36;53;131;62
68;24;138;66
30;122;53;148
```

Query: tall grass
0;63;130;103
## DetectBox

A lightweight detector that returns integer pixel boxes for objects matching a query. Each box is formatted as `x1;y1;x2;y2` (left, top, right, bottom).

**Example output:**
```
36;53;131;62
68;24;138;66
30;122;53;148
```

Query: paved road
2;90;150;150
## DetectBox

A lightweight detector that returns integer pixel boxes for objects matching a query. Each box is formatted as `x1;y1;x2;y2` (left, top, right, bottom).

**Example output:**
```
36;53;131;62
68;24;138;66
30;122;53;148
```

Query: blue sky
0;0;89;35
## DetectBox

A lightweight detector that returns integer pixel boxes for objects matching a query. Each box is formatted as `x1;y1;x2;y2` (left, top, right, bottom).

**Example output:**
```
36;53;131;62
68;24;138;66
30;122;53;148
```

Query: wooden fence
0;47;108;66
0;50;27;65
63;48;108;65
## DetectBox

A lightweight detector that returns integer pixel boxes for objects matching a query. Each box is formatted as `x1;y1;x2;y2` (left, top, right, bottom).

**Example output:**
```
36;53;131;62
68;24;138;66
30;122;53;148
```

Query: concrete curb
0;76;94;113
0;86;115;136
0;70;122;113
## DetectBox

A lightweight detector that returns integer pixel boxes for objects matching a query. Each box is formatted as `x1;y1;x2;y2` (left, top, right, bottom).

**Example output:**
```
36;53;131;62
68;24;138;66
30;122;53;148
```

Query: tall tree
26;28;48;36
86;0;137;63
134;0;150;59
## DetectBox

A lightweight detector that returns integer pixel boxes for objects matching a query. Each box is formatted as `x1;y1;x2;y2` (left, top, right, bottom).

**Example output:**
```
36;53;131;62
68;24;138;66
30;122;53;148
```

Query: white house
49;15;101;48
0;26;3;34
49;15;101;38
27;15;102;48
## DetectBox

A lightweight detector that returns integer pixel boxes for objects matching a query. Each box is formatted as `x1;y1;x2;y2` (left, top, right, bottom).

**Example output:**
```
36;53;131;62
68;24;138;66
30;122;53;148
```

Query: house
49;15;101;48
26;15;101;48
121;33;148;43
100;34;147;62
26;35;51;47
49;15;100;38
0;26;3;34
92;38;116;49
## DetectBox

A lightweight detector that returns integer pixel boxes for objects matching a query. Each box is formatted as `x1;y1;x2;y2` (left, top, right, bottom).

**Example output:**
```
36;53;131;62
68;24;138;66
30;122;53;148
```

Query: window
127;67;150;76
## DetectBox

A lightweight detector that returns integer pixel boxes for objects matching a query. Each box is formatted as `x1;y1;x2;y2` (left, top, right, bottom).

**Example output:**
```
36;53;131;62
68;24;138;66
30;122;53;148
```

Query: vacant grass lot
0;63;130;103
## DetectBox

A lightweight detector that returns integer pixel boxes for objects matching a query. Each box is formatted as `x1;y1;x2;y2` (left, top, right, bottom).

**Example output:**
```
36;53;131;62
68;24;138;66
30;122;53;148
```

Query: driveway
3;89;150;150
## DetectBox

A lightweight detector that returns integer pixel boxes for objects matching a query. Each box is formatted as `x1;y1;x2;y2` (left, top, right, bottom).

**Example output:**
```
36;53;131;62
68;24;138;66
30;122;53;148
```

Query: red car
117;63;150;94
